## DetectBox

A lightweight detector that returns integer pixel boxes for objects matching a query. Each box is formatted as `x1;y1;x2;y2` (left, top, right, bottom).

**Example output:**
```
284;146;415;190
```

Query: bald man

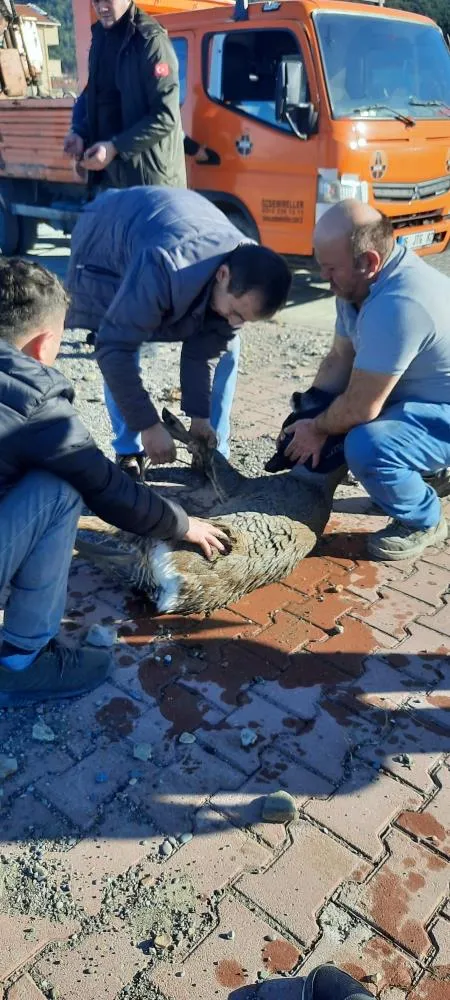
281;200;450;561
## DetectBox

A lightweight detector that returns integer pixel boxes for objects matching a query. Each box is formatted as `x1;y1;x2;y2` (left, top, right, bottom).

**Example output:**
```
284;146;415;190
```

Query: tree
387;0;450;37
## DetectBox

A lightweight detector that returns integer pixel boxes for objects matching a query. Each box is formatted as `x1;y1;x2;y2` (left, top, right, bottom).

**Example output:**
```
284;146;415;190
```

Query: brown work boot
115;453;148;483
0;640;111;707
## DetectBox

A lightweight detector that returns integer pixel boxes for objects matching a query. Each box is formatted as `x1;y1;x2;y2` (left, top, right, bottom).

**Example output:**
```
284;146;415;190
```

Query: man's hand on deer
142;423;177;465
189;418;217;450
282;418;328;468
183;518;230;560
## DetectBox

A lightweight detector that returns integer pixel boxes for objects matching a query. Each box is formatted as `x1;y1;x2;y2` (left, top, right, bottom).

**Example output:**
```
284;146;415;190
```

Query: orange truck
1;0;450;258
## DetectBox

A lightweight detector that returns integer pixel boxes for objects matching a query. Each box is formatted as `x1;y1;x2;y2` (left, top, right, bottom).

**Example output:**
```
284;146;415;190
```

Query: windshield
314;11;450;120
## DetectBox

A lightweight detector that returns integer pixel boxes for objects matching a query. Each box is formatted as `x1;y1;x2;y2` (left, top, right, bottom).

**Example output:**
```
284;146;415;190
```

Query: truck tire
226;209;259;243
0;186;20;256
18;216;39;254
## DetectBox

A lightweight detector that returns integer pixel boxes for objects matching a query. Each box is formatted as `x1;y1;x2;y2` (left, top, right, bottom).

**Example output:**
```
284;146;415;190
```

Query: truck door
191;22;319;254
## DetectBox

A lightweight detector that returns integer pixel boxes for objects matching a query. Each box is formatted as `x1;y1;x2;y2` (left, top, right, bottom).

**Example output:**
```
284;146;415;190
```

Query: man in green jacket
63;0;186;191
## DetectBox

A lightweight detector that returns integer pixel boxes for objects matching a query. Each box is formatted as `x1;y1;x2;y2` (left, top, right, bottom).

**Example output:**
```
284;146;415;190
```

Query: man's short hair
0;257;68;345
227;244;292;316
350;213;394;264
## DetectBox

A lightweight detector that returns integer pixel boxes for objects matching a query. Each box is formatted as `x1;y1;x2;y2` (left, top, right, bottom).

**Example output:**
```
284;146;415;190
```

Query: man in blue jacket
0;258;227;706
66;186;291;478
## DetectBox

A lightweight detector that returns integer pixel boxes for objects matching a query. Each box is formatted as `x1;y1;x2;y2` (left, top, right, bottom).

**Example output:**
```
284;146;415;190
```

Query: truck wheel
226;210;259;243
0;188;20;256
18;216;39;254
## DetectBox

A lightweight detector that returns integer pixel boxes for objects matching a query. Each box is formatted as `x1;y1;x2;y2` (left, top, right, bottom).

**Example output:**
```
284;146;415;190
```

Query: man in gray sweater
66;186;291;479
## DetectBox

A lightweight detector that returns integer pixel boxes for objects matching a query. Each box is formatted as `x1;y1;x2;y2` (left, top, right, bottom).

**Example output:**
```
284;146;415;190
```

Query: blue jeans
105;337;240;460
0;472;82;653
345;400;450;529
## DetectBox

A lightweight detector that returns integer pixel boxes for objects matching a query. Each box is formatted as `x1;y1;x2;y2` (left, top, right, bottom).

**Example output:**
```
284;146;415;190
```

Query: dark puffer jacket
73;3;186;190
0;341;188;539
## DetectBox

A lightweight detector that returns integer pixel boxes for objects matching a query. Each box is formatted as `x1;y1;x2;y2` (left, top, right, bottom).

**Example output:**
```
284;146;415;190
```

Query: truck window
206;29;305;131
314;12;450;120
172;36;188;105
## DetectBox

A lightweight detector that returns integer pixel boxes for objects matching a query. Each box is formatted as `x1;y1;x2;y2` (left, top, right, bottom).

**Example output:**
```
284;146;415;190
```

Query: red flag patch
154;62;170;78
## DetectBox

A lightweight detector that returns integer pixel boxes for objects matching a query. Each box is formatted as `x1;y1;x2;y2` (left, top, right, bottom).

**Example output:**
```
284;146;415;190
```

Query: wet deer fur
76;408;346;615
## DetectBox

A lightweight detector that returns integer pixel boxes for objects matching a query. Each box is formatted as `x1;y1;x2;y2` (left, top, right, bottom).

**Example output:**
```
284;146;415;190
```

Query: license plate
397;230;435;250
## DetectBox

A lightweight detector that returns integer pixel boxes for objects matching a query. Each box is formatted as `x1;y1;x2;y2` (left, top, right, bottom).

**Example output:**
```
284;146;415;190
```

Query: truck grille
373;176;450;202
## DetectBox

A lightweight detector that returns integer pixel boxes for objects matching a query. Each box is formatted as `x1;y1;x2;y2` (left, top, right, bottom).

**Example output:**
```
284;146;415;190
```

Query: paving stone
396;765;450;859
229;583;300;624
325;656;422;716
410;973;450;1000
251;655;351;722
34;924;148;1000
346;560;407;604
307;616;398;671
237;819;370;946
197;693;307;776
281;556;348;594
407;679;450;735
211;748;334;847
114;644;184;706
126;741;245;834
0;741;73;807
145;683;226;740
48;684;144;758
62;806;161;915
418;598;450;638
239;612;326;669
387;564;450;608
0;913;79;982
351;589;433;640
179;641;281;714
139;808;271;901
2;796;70;850
7;974;47;1000
305;763;423;860
340;828;449;959
286;590;368;632
355;708;450;795
388;624;449;658
181;609;257;643
422;544;450;572
274;698;379;783
297;901;419;992
361;652;444;691
151;894;301;999
35;744;135;829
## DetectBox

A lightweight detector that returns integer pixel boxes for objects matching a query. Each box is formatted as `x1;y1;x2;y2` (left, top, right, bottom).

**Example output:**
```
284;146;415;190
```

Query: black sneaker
115;453;148;483
302;965;373;1000
423;467;450;498
0;640;111;707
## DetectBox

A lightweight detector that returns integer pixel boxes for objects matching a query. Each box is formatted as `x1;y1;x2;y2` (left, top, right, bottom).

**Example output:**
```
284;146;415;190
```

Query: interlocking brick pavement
1;397;450;1000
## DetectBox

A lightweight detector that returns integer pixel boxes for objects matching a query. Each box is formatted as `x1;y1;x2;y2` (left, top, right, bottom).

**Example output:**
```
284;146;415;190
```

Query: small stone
0;754;18;781
392;753;412;769
133;743;153;762
161;840;173;857
264;933;276;942
179;833;193;846
240;727;258;748
95;771;109;784
363;973;382;986
167;836;178;848
222;930;235;941
85;624;117;648
175;970;186;978
178;732;196;744
164;655;172;664
154;932;172;949
32;722;56;743
262;790;297;824
328;583;344;593
128;777;138;786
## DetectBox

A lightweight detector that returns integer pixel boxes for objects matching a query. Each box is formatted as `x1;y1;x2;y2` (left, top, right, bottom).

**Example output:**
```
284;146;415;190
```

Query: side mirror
276;55;317;139
276;56;307;120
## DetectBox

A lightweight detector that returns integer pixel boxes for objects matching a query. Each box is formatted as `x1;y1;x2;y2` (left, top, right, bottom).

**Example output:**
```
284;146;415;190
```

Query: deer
76;401;347;616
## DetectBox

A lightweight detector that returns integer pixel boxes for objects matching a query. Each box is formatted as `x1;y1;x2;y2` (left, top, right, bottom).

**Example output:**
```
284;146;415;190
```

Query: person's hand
189;417;217;449
183;517;230;560
82;140;117;171
63;132;84;158
142;423;177;465
282;418;328;468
